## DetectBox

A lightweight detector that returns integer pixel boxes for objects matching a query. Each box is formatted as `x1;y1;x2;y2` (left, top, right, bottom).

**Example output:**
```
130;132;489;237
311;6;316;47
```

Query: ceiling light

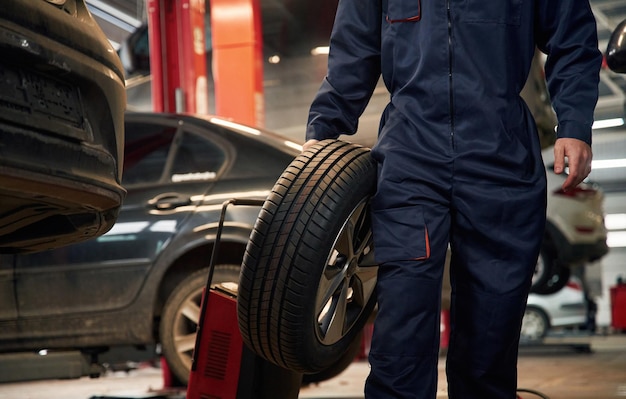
591;158;626;169
592;118;624;130
311;46;330;56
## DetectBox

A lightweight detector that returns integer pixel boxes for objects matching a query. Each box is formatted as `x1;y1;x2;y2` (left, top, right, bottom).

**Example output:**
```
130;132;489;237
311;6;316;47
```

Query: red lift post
147;0;208;114
146;2;209;390
146;0;264;127
209;0;265;126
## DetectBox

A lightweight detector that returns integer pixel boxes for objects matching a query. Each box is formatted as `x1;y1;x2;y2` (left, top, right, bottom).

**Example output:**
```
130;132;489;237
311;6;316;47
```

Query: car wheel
533;263;571;296
301;330;363;385
238;139;378;373
159;265;241;385
531;244;556;293
520;306;550;342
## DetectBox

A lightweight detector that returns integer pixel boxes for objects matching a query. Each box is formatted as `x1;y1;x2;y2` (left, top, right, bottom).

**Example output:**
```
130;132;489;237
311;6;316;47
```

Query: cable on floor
517;387;551;399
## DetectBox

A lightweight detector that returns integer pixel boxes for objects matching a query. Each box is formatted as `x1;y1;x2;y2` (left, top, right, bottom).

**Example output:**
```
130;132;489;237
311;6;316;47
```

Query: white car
533;147;608;294
521;277;588;342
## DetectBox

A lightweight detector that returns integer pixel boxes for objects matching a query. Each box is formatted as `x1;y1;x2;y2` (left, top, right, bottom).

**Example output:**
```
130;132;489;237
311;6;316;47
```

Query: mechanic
303;1;601;398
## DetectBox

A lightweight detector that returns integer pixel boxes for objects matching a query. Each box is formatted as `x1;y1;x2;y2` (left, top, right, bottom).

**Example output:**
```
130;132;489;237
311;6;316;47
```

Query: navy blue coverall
306;0;601;398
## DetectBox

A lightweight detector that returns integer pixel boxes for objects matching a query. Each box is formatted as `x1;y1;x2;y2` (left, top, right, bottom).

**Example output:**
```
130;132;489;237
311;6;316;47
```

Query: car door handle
148;193;192;210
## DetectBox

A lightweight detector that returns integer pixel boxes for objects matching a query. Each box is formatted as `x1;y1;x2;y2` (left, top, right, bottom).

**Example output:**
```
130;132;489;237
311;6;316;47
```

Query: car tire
301;330;363;385
159;265;241;385
531;244;557;294
520;305;550;342
238;139;378;373
532;263;571;296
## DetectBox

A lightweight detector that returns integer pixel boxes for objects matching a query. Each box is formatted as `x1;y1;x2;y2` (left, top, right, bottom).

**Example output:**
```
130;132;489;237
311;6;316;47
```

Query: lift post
146;0;209;114
209;0;265;126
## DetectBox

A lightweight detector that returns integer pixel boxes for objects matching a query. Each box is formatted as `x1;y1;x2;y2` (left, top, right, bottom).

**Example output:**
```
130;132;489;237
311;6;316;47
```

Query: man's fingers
553;143;565;175
561;166;578;191
554;138;593;191
564;153;592;190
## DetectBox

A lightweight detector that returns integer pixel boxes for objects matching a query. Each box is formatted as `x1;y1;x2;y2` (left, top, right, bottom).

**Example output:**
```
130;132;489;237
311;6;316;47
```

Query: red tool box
611;280;626;330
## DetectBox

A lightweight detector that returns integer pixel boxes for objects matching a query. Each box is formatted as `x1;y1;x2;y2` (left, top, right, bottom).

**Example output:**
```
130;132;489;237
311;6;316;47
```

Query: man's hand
302;139;320;153
553;138;592;191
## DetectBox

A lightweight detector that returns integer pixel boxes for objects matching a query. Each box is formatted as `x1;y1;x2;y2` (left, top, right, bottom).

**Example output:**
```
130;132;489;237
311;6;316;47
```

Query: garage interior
1;0;626;398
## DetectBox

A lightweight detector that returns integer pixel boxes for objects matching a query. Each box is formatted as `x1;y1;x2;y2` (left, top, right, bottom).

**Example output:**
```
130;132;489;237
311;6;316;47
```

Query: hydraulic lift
146;0;264;125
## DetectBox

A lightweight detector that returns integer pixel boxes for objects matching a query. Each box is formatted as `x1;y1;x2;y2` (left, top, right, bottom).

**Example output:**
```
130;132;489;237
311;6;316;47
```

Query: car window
123;122;178;185
170;132;225;183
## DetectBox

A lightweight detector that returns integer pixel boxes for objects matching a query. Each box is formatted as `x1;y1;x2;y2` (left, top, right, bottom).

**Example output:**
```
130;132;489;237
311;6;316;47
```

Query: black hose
517;388;551;399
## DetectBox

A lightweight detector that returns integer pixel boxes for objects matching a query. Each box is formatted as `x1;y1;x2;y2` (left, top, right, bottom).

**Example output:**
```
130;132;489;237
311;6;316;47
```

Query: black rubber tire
160;265;241;385
532;262;571;295
238;139;378;373
301;330;363;385
530;244;556;294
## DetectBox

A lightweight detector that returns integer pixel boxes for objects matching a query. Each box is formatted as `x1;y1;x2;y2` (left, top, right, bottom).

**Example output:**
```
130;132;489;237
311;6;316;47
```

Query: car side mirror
118;25;150;75
607;19;626;73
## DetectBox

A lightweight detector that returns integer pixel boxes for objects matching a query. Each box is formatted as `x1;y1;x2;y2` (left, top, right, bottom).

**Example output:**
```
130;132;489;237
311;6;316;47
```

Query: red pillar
209;0;264;127
147;0;208;114
146;0;209;388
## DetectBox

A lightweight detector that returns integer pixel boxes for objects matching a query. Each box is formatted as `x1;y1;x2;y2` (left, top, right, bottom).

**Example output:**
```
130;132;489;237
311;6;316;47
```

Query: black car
0;0;126;253
0;112;300;383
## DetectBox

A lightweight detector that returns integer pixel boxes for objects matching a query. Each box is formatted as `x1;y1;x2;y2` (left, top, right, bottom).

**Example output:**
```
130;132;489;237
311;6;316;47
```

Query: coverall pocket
371;205;430;264
462;0;522;25
386;0;421;23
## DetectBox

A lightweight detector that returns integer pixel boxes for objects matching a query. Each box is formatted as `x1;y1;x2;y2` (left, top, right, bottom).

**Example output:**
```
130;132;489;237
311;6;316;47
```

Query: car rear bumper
547;222;609;264
0;1;126;252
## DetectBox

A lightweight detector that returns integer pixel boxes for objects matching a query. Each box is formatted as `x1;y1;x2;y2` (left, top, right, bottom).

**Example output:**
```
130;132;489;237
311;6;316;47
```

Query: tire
532;263;571;296
238;139;378;373
520;306;550;342
301;330;363;385
160;265;241;385
530;246;552;293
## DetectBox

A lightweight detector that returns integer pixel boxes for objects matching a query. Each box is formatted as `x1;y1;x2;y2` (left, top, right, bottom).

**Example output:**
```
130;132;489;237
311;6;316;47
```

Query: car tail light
566;279;583;291
574;226;595;234
552;186;598;200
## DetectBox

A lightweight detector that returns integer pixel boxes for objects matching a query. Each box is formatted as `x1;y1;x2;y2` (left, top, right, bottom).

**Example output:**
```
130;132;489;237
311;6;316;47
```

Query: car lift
146;0;264;126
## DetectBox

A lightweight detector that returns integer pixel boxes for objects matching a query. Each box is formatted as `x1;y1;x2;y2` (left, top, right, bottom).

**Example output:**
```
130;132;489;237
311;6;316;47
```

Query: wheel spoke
334;216;355;259
174;332;197;353
316;262;347;315
352;266;378;307
321;283;350;343
180;298;201;324
351;202;371;255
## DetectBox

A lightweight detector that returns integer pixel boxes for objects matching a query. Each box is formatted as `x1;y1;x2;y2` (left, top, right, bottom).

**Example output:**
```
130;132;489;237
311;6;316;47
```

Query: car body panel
0;112;300;353
527;278;587;329
542;147;609;264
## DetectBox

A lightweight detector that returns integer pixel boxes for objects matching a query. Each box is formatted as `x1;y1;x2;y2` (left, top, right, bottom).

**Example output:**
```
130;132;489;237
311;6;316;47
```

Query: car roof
124;111;302;157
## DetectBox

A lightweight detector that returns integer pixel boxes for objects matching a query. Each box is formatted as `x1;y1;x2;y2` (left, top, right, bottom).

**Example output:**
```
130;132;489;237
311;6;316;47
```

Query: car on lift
0;112;300;385
0;0;126;253
532;147;608;295
521;276;588;343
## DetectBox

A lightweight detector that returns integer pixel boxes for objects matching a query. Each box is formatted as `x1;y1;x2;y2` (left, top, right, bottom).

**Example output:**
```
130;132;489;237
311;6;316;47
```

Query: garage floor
0;334;624;399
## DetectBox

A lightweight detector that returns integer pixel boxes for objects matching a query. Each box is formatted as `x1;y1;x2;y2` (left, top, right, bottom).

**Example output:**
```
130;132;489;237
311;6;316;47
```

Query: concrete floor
0;334;624;399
